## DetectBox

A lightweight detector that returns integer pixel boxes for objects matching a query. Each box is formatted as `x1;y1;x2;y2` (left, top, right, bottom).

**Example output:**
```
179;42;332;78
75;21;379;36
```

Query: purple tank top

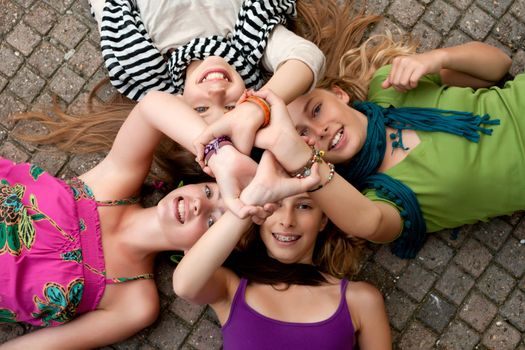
222;278;355;349
0;158;150;327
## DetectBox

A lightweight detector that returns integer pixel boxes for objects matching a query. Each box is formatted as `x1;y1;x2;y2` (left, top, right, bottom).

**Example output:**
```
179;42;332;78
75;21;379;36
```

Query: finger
381;78;392;89
263;202;278;214
226;198;251;219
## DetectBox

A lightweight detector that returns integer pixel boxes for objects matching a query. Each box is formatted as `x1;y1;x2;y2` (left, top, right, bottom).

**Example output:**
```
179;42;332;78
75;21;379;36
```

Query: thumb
381;78;392;89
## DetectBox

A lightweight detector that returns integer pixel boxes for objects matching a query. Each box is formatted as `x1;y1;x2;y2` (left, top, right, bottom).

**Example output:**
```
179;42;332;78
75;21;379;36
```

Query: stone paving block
50;14;88;49
0;92;27;128
412;22;442;53
152;254;176;298
49;66;85;103
30;149;68;175
365;0;389;15
482;317;522;349
0;141;30;162
0;0;23;35
511;50;525;76
477;0;513;17
0;43;24;77
459;291;497;332
42;0;75;14
453;238;493;278
111;327;152;350
436;226;470;248
496;237;525;277
374;244;408;275
0;128;7;142
23;1;57;35
416;293;456;332
27;41;64;78
385;288;418;330
186;318;223;350
459;5;495;40
435;263;475;305
436;320;480;350
521;274;525;291
68;41;102;78
387;0;425;28
514;215;525;240
416;236;454;273
397;321;437;350
356;261;397;295
0;76;6;92
6;22;40;56
397;263;437;302
494;13;525;50
147;313;191;350
14;0;35;8
511;0;525;21
423;0;461;34
0;323;24;343
472;218;513;251
8;66;45;104
500;289;525;332
453;0;475;10
478;264;516;303
67;152;103;176
170;297;206;326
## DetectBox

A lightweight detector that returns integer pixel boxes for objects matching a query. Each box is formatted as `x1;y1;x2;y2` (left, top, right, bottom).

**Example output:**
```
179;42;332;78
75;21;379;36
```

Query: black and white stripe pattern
99;0;296;101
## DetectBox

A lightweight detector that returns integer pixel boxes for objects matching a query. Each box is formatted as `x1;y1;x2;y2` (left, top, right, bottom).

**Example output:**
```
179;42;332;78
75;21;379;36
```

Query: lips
272;232;300;243
199;69;231;83
329;127;344;150
175;197;186;224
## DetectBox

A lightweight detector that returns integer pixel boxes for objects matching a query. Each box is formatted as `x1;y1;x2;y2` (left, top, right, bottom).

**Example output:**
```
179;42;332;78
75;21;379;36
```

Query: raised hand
240;150;321;207
381;50;445;92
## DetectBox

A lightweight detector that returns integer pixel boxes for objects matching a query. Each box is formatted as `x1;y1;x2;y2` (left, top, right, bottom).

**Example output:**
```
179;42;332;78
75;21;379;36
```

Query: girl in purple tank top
174;151;392;349
0;91;275;348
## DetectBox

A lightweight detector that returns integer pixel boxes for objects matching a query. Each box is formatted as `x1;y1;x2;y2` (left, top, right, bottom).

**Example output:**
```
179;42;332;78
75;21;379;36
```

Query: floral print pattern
0;308;17;323
32;279;84;326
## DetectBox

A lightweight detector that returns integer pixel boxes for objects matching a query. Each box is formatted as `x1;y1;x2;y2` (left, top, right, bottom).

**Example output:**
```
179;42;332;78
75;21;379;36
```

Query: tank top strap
340;279;349;301
105;273;154;284
96;197;140;207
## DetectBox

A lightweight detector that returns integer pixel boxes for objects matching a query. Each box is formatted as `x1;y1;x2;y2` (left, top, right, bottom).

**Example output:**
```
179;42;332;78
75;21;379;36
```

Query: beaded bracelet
308;162;335;193
203;136;233;166
290;147;325;179
245;95;271;128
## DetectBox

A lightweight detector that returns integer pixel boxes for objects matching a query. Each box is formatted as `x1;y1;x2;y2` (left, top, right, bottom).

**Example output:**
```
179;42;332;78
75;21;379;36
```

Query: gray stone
477;0;513;17
50;14;88;49
459;5;495;40
453;238;493;278
68;41;102;78
493;13;525;50
435;264;475;305
170;297;206;325
477;264;516;303
6;21;41;56
423;0;461;34
500;289;525;332
374;244;409;275
49;66;85;103
459;292;497;332
28;41;64;78
8;66;45;103
416;236;454;273
24;1;57;35
0;0;23;35
385;289;418;330
0;44;24;77
397;263;437;302
495;237;525;277
436;320;480;350
186;318;223;350
397;321;438;350
416;293;456;332
387;0;425;28
472;219;513;251
481;318;522;349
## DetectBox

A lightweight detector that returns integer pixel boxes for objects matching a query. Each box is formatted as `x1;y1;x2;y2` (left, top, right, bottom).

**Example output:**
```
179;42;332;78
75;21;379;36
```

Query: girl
0;91;271;349
173;151;391;349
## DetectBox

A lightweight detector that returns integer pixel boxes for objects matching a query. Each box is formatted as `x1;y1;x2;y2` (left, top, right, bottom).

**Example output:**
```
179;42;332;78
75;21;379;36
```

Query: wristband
245;96;271;128
308;162;335;192
290;147;325;178
203;136;233;166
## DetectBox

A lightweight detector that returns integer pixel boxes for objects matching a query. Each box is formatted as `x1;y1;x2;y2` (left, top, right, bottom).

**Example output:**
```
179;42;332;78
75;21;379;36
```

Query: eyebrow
303;97;313;115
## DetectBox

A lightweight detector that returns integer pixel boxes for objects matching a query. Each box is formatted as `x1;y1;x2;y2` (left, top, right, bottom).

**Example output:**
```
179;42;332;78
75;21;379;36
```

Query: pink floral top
0;158;151;327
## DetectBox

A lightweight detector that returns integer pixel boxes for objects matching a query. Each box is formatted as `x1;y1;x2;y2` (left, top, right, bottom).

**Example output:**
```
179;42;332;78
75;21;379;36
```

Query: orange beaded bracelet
245;95;271;128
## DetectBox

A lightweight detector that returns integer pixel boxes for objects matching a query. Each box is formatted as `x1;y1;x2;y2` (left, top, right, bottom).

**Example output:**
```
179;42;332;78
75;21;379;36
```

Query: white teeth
202;72;227;82
177;199;185;223
273;233;299;242
330;129;343;149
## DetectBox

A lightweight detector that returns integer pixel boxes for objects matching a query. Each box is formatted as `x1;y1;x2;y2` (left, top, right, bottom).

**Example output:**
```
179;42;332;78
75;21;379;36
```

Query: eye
194;106;209;113
297;202;312;210
207;216;215;228
204;185;212;199
312;104;322;118
224;105;236;111
298;127;309;137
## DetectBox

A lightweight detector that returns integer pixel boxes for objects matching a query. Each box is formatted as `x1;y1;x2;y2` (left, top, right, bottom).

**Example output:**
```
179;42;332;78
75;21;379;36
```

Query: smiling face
157;182;225;251
183;56;246;123
287;86;368;164
259;194;328;264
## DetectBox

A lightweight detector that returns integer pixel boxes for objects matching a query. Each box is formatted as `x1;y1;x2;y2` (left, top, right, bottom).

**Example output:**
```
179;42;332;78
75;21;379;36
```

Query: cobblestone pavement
1;0;525;349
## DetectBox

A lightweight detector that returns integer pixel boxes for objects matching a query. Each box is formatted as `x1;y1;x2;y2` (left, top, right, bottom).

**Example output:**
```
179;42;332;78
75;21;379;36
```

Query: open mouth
199;69;231;83
329;127;344;150
272;232;300;243
175;197;186;224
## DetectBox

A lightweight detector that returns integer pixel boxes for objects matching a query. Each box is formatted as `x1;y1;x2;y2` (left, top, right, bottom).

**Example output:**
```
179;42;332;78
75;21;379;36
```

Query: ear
331;85;350;104
319;214;329;232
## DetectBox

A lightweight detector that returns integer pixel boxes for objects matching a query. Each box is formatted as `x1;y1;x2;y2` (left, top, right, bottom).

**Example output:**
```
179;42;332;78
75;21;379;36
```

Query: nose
192;197;202;216
207;84;227;105
278;205;296;228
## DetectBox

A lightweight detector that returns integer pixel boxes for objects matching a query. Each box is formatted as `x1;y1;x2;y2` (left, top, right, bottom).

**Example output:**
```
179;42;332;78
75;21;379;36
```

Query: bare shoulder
105;280;160;326
345;281;385;309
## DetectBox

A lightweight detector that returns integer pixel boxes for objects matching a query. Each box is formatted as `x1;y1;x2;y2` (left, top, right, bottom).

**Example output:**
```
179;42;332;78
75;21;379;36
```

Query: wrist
270;131;312;173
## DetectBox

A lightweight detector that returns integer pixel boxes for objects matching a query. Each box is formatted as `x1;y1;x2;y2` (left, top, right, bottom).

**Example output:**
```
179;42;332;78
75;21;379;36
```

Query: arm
1;283;159;350
346;282;392;350
382;41;512;91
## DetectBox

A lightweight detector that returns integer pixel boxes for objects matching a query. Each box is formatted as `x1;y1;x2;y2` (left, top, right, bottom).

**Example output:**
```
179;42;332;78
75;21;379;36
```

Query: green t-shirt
365;65;525;232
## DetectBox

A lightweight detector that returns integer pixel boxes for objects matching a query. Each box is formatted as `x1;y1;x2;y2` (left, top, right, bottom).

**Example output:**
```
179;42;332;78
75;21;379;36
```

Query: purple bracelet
203;136;232;166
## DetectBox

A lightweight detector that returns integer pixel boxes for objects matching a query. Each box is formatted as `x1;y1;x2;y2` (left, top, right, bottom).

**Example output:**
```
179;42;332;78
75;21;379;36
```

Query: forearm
439;41;511;83
173;211;251;302
262;59;314;104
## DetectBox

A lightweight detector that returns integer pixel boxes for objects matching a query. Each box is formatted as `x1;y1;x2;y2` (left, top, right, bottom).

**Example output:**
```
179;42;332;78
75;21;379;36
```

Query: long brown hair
11;79;207;186
294;0;417;100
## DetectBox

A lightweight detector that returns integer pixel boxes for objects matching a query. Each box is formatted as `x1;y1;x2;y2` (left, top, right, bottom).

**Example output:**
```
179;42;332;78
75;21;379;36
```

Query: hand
194;90;264;167
381;50;445;92
207;145;259;218
240;151;321;206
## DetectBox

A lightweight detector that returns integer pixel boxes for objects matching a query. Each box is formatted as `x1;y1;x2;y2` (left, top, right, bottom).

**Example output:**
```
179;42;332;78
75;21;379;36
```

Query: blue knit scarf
336;101;500;258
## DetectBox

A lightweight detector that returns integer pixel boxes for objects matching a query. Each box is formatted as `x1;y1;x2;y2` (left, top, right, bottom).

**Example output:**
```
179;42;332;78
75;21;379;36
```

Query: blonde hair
11;79;204;186
295;0;418;100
